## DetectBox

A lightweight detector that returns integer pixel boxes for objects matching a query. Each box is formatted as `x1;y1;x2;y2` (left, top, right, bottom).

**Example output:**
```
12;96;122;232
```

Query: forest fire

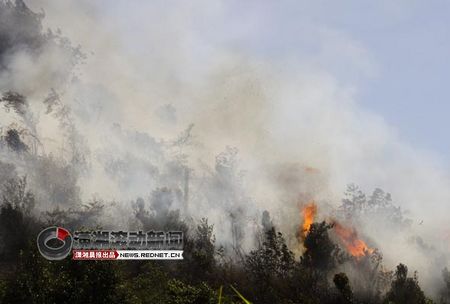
298;203;373;259
333;221;374;259
300;202;317;238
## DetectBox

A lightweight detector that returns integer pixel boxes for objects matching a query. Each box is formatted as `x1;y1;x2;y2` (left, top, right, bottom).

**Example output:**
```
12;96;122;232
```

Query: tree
0;177;36;262
333;273;353;304
119;262;170;304
245;227;295;303
192;218;216;274
3;245;126;304
383;263;427;304
301;221;338;273
0;0;45;65
179;218;219;284
340;184;366;219
0;92;28;116
166;279;216;304
441;268;450;304
3;129;28;152
133;189;188;233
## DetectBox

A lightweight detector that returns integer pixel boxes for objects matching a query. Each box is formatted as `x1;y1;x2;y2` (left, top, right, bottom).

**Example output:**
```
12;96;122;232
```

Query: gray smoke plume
0;0;448;297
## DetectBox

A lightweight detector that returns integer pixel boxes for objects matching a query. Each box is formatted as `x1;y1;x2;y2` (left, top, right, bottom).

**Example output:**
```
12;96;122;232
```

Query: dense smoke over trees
0;1;448;303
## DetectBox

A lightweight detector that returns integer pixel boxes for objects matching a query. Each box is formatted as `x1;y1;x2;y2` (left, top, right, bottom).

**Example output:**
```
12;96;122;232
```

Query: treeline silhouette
0;177;448;303
0;1;449;303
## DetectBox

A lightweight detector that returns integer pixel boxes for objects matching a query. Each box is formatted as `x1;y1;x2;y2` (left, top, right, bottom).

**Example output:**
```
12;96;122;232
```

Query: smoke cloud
0;0;448;297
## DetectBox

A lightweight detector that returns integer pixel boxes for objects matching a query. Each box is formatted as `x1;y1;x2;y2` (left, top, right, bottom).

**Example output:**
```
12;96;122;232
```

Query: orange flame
333;222;373;259
301;202;317;238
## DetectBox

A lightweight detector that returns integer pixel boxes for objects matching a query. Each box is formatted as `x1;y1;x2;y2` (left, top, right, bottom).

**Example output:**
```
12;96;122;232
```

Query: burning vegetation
0;1;448;304
299;201;374;260
300;201;317;238
332;221;374;259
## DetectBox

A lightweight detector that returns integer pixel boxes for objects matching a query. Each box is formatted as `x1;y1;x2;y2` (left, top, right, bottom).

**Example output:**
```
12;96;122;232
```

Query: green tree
333;272;353;304
301;221;338;273
167;279;216;304
119;262;170;304
245;227;295;303
3;245;126;304
441;268;450;304
0;177;37;262
180;218;218;283
383;263;427;304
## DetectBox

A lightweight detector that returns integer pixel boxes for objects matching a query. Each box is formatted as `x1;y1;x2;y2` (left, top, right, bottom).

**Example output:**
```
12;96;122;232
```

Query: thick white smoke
0;0;447;296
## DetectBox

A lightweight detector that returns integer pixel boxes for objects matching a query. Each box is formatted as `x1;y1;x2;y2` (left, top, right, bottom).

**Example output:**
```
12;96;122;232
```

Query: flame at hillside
333;221;374;259
300;202;317;239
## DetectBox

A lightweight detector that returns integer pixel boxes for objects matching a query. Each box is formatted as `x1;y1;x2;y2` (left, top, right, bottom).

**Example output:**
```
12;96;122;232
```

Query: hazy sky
226;0;450;161
251;1;450;161
82;0;450;162
30;0;450;162
293;1;450;161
